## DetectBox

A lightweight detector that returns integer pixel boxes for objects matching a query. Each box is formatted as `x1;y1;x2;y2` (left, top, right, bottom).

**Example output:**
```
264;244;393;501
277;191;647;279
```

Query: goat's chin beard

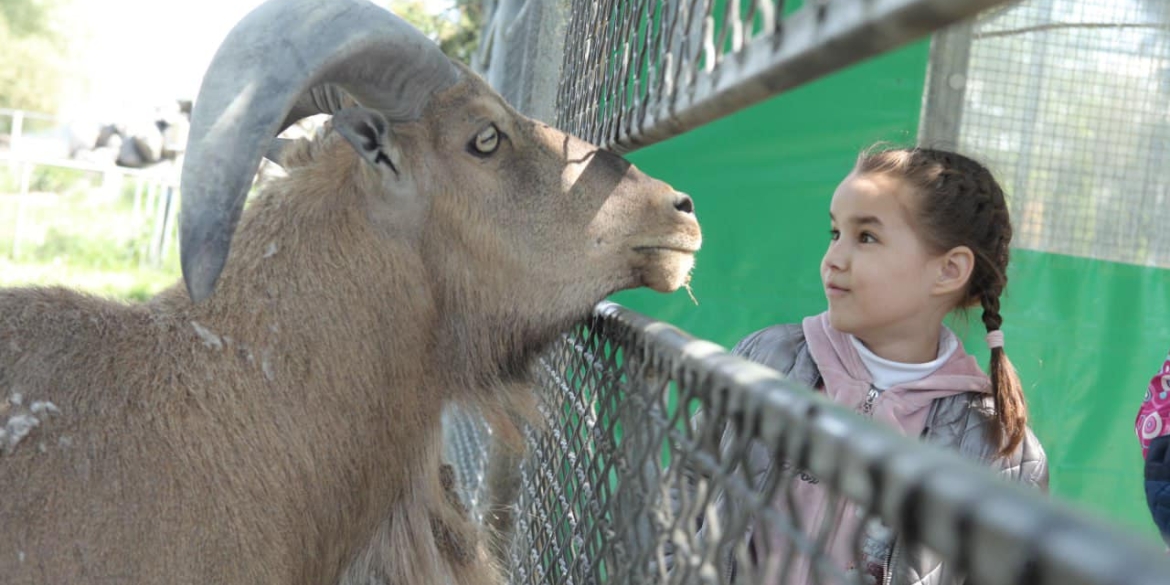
641;252;696;293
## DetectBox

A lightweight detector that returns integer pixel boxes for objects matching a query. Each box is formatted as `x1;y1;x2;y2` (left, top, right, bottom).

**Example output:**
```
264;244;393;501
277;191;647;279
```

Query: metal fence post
918;22;974;149
12;162;33;259
10;110;24;155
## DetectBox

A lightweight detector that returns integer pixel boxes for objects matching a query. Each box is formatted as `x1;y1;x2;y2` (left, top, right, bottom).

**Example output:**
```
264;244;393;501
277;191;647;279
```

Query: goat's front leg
338;463;502;585
434;462;503;584
432;463;475;566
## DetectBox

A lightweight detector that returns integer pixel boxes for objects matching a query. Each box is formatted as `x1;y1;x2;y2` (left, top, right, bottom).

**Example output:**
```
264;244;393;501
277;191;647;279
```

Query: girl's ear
934;245;975;297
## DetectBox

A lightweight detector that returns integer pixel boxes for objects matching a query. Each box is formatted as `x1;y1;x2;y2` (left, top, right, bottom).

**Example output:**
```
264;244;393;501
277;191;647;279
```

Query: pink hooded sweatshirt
1136;351;1170;457
765;312;993;585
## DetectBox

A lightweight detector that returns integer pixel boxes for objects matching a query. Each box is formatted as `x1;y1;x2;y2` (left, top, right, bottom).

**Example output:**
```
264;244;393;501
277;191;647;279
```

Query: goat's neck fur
113;134;514;582
151;133;546;580
207;131;569;394
258;130;572;408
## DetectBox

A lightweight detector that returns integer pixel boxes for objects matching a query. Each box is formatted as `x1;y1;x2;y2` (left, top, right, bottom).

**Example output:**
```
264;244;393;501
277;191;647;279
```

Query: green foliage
0;167;180;302
386;0;483;65
30;165;94;194
0;258;177;302
0;0;71;114
0;0;64;41
0;164;96;197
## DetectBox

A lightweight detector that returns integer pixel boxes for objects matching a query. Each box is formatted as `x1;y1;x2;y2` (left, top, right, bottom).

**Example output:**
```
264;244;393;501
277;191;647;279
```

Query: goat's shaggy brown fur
0;65;699;584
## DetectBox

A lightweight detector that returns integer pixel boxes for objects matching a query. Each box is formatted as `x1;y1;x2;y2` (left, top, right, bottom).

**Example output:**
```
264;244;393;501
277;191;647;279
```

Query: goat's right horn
179;0;459;303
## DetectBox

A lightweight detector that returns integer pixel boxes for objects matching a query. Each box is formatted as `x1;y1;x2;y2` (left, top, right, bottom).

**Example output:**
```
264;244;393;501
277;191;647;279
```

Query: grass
0;163;181;302
0;258;178;301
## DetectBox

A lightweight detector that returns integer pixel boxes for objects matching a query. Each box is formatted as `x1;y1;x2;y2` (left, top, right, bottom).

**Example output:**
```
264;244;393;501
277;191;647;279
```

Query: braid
971;162;1025;457
980;290;1003;333
980;276;1027;457
983;305;1027;455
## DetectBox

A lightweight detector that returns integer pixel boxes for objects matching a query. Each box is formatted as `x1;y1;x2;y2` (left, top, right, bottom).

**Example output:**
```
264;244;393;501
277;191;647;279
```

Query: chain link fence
554;0;1010;154
921;0;1170;267
448;303;1170;584
448;0;1170;583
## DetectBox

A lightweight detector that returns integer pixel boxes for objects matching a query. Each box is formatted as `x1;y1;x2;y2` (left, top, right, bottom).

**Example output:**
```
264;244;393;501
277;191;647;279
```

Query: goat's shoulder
0;286;152;391
1;285;146;339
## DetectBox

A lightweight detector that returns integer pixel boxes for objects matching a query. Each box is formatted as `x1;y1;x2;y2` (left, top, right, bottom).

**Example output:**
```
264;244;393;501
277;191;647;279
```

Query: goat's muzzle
631;190;701;293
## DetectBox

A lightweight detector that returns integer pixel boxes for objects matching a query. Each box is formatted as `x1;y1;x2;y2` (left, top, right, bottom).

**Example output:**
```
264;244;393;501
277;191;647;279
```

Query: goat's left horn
179;0;459;303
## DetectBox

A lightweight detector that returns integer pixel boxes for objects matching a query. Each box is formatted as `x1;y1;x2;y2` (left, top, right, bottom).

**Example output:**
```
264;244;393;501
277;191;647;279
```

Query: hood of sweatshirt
802;311;991;438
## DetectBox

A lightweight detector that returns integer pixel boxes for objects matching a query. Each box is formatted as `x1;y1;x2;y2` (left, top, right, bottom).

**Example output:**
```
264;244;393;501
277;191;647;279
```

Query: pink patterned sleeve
1136;352;1170;458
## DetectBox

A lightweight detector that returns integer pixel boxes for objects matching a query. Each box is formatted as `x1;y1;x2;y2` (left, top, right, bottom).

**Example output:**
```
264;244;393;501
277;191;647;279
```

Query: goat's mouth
632;245;700;255
631;243;698;293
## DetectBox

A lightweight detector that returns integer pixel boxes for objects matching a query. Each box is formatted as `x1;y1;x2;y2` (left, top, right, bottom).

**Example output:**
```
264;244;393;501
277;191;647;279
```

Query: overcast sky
59;0;450;121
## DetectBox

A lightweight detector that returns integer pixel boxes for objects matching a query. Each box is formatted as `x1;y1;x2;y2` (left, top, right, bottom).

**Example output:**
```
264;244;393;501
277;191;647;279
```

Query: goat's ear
332;107;402;175
263;137;295;165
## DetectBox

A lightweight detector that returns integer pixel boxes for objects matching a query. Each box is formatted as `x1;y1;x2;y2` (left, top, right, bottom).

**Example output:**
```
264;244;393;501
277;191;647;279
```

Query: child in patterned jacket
1135;351;1170;547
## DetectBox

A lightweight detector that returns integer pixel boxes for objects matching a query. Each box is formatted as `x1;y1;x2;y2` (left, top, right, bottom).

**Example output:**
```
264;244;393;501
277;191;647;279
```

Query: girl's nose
823;242;846;271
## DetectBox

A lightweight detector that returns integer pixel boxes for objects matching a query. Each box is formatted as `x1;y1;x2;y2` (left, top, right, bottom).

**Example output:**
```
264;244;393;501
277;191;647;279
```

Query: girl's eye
859;232;877;244
829;229;840;241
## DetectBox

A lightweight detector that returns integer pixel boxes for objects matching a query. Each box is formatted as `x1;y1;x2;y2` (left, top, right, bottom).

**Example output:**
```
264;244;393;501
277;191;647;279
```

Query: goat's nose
673;192;695;214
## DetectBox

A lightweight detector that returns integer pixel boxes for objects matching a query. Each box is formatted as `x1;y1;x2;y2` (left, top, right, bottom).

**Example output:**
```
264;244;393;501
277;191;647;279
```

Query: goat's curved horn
180;0;459;303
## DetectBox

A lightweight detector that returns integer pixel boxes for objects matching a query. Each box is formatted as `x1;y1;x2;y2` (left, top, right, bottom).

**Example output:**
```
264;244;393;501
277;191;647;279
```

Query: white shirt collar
849;328;959;390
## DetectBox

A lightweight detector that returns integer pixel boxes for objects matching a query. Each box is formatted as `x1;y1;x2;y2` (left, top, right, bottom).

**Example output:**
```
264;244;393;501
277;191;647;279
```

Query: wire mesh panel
505;310;858;585
923;0;1170;267
449;0;1170;583
553;0;1013;153
446;302;1170;584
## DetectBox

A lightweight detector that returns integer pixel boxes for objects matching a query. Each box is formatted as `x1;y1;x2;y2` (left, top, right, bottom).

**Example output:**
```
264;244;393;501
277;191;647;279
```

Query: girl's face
822;172;957;346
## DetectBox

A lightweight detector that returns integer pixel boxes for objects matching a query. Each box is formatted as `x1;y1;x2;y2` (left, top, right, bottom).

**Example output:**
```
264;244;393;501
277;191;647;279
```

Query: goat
0;0;701;583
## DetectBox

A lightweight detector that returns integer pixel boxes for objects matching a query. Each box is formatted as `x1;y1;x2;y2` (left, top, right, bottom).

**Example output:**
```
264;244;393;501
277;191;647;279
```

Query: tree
383;0;483;65
0;0;72;114
1;0;62;40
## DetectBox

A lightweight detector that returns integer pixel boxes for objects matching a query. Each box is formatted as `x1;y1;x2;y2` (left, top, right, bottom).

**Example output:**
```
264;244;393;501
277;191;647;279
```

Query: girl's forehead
830;172;918;219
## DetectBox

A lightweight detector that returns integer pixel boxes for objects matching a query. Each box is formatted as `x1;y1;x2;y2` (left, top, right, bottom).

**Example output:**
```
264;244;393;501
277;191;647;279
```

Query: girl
734;146;1048;584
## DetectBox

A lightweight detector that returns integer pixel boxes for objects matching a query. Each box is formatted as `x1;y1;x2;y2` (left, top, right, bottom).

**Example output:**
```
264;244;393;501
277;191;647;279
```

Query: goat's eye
471;124;499;155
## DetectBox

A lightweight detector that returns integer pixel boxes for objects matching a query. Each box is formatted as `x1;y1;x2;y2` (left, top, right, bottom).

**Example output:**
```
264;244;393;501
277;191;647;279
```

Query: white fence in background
0;108;179;267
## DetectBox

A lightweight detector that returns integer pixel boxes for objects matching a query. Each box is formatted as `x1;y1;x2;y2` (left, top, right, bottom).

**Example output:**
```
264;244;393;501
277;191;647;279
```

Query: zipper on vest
882;537;899;585
861;384;882;416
